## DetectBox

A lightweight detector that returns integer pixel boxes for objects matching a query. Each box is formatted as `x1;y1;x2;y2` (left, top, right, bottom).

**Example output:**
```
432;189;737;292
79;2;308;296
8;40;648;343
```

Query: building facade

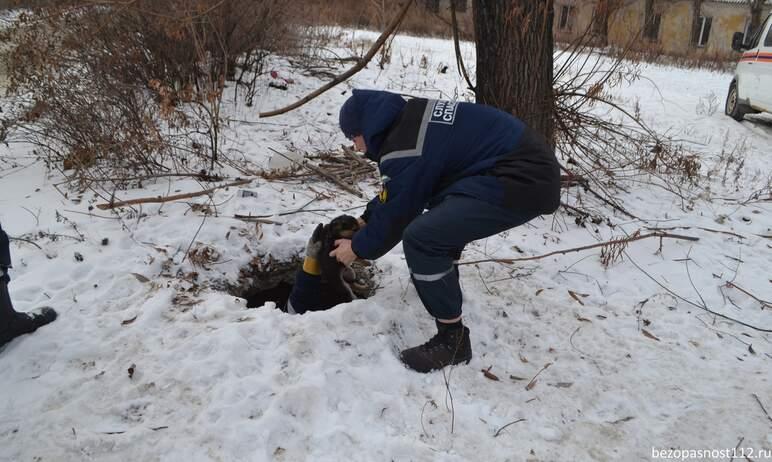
554;0;772;55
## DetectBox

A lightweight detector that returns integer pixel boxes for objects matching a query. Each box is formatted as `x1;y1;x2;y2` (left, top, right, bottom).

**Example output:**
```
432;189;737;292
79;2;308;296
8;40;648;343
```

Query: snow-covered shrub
2;0;295;184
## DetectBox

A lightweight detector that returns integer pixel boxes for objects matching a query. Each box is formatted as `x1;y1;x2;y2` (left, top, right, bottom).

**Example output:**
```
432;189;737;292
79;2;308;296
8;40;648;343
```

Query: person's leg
403;195;537;321
399;195;538;372
0;226;12;328
0;270;16;328
0;257;57;349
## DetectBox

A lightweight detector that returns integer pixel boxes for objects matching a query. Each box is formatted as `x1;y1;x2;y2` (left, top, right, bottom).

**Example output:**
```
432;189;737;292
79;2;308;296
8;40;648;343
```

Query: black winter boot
0;308;57;348
0;279;58;348
399;320;472;373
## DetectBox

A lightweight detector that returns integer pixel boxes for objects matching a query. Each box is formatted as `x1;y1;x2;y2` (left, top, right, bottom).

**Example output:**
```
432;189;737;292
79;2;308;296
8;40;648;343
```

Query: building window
644;13;661;41
451;0;467;13
591;5;606;35
558;5;576;31
692;16;712;48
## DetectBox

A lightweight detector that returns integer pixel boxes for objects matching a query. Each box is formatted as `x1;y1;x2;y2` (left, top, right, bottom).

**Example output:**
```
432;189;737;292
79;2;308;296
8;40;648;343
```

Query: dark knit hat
338;89;407;160
339;95;361;140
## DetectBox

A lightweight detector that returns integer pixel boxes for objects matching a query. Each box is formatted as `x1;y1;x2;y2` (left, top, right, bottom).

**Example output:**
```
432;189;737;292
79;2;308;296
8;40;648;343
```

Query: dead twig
525;363;552;391
8;237;43;250
459;232;698;266
752;394;772;426
341;145;372;169
258;1;414;118
493;418;526;438
726;282;772;309
95;179;251;210
730;436;744;462
645;225;746;240
625;251;772;333
180;215;207;265
232;215;282;225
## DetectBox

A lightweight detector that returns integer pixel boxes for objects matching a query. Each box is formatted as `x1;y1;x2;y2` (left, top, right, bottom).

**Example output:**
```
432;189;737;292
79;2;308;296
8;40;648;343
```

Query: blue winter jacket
343;90;560;260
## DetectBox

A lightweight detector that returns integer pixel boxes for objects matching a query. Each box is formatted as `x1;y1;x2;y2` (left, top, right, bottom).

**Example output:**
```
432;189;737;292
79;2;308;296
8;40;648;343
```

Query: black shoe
399;321;472;373
0;307;57;348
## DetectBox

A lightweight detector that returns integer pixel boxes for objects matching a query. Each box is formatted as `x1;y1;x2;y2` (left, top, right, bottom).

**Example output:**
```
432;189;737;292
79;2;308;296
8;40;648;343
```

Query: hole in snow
228;255;377;310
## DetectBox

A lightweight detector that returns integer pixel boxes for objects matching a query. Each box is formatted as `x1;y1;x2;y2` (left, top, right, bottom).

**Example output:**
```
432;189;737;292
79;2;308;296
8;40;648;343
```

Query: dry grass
296;0;474;40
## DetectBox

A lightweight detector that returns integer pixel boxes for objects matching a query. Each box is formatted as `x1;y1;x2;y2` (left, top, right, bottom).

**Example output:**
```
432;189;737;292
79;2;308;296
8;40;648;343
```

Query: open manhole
229;254;377;310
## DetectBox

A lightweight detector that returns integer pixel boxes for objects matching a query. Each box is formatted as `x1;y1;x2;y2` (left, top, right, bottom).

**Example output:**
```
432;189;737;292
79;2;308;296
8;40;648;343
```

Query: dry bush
606;43;737;73
552;23;707;219
2;0;296;186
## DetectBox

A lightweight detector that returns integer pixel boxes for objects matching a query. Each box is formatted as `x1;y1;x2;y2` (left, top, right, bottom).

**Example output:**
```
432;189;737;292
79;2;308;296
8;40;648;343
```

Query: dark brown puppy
314;215;360;308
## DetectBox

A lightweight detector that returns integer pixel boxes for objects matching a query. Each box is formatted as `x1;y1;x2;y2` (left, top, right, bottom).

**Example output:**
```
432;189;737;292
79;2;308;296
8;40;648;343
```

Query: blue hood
339;89;406;161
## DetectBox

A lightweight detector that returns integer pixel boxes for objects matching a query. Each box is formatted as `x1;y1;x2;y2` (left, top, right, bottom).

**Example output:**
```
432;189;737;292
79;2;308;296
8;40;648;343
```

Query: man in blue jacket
330;89;560;373
0;223;57;349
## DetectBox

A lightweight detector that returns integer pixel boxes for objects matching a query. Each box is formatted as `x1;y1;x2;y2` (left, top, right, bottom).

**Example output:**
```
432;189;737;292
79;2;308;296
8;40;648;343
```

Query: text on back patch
431;100;458;125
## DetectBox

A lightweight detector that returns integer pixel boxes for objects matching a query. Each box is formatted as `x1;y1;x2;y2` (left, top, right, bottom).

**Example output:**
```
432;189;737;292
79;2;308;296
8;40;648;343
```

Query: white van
726;14;772;121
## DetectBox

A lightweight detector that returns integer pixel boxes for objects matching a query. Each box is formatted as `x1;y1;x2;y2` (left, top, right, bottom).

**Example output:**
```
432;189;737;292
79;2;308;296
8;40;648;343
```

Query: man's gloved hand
302;223;324;276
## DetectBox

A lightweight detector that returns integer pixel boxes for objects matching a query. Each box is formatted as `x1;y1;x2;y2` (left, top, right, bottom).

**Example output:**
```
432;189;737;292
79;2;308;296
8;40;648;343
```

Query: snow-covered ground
1;30;770;461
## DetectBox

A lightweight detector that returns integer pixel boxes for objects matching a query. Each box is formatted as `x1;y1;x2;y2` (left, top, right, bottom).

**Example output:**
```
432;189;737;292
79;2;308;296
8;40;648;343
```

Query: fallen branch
258;1;414;118
232;215;282;225
459;232;699;266
9;236;43;250
95;179;251;210
646;225;746;240
726;282;771;309
625;251;772;333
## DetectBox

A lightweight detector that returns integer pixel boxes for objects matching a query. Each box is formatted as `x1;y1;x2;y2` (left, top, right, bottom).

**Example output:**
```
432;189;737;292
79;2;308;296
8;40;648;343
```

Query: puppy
315;215;360;309
286;215;360;314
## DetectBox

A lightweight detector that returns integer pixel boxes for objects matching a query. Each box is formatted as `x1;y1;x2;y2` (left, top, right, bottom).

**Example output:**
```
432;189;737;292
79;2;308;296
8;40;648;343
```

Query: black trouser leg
0;276;17;330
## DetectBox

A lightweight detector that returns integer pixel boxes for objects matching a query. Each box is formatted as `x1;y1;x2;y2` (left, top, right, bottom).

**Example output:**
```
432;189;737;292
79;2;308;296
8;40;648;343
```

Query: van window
749;16;771;49
766;24;772;47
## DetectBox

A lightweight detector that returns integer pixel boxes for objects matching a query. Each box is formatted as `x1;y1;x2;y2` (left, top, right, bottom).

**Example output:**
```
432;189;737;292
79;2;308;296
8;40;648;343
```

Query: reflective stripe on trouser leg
402;195;537;320
410;268;462;320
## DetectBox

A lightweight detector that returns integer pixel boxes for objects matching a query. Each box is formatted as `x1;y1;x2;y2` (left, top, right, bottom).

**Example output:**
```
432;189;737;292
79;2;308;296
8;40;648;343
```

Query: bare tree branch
95;179;250;210
258;0;414;118
459;232;699;266
450;0;475;92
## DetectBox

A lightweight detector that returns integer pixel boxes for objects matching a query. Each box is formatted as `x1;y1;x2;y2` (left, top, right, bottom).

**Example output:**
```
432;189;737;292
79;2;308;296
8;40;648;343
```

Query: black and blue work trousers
402;195;538;320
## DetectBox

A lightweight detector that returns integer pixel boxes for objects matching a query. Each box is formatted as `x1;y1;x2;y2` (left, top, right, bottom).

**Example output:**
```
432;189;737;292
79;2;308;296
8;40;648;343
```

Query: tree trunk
593;1;627;48
593;0;611;47
472;0;555;144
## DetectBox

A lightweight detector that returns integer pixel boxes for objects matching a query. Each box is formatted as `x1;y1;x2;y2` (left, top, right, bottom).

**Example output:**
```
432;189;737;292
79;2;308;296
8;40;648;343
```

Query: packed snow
0;29;770;461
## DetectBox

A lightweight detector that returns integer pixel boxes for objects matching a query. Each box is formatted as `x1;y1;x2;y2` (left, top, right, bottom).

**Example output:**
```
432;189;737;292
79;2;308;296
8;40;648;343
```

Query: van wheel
725;81;750;121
